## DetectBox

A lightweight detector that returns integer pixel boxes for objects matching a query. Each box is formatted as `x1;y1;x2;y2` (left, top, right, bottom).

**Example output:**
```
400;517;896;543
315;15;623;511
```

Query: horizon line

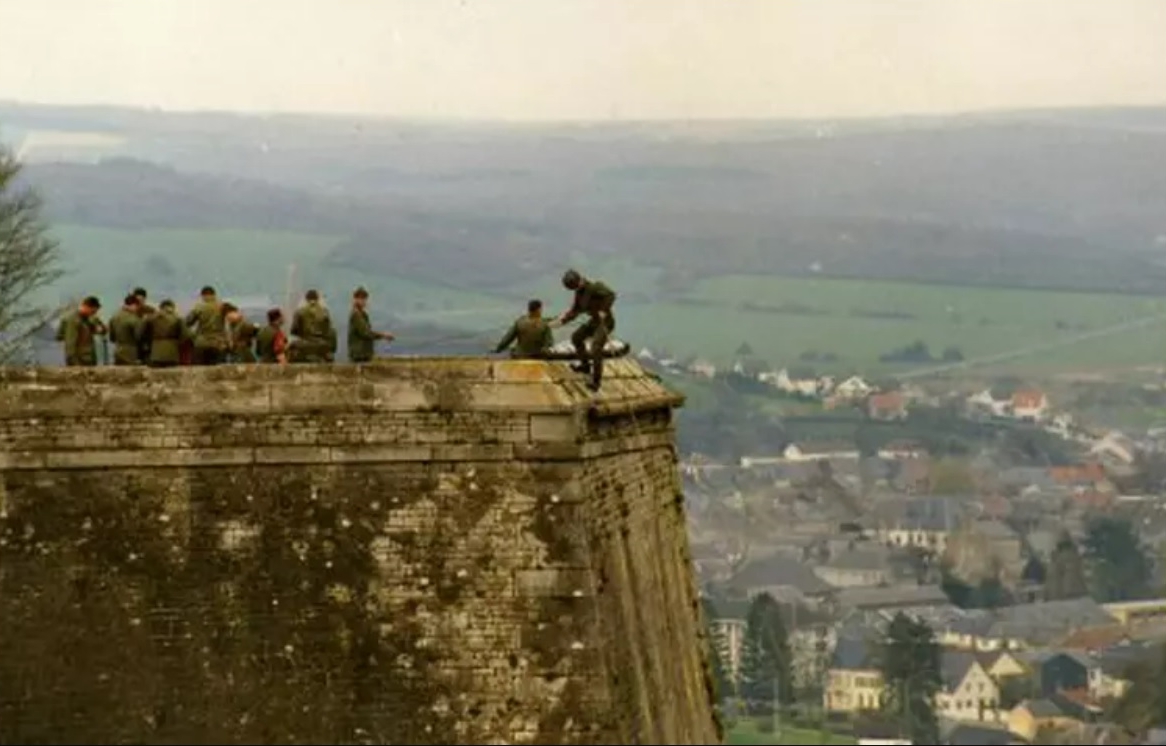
2;98;1166;127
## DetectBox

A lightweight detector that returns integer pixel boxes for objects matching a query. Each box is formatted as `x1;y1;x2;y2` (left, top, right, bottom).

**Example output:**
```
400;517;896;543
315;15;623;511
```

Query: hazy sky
2;0;1164;121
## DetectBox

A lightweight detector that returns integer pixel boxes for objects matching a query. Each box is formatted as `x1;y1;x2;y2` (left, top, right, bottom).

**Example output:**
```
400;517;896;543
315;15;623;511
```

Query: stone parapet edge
0;431;677;471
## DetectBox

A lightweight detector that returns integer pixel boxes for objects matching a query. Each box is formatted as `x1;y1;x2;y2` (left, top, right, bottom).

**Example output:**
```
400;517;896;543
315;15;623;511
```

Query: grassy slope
727;721;856;745
48;225;1166;376
632;275;1162;373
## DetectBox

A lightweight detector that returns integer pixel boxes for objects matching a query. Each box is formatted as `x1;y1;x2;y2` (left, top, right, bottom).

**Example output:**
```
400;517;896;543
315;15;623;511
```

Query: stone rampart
0;359;719;744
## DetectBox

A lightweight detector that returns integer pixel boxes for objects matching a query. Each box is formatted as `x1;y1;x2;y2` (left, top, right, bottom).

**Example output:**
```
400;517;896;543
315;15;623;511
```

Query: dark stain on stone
0;364;718;744
0;465;457;745
421;377;472;414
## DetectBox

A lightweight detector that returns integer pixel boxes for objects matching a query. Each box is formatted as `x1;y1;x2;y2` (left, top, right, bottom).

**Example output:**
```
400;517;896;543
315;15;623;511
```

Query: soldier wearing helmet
554;269;617;391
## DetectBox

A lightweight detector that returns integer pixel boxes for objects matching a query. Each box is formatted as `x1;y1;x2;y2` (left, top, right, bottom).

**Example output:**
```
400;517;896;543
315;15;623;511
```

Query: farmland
46;225;1166;377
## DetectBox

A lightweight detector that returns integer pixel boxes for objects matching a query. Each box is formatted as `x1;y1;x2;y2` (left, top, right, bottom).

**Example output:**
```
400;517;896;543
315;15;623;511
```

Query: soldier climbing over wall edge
553;269;617;391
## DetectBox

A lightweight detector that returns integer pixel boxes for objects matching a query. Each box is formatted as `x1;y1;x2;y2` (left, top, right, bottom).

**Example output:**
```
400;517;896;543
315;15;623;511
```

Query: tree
941;346;964;362
1044;532;1089;601
735;341;754;357
701;597;735;706
1083;516;1151;602
1108;645;1166;738
928;459;975;494
0;147;63;363
999;674;1036;709
940;565;1011;610
879;613;941;744
738;593;793;714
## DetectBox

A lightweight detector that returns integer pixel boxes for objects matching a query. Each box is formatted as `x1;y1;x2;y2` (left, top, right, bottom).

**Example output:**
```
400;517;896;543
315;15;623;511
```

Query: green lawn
726;721;856;745
622;274;1164;375
43;225;1166;377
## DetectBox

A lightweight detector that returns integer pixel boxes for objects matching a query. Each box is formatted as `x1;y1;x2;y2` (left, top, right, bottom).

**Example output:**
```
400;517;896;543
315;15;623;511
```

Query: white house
1010;389;1050;422
1090;431;1138;465
1044;413;1076;439
687;359;717;378
877;440;928;460
783;441;861;462
833;376;873;401
769;368;824;397
967;388;1011;418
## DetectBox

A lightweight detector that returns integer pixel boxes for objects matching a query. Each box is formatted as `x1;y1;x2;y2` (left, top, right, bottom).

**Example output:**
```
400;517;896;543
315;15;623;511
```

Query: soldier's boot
587;353;604;392
570;342;591;374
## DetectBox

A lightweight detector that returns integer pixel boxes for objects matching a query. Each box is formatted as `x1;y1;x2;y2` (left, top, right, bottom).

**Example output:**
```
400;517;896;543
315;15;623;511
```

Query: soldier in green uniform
143;299;186;368
60;296;105;367
256;308;289;364
290;289;337;363
184;285;228;365
132;287;157;362
495;299;554;359
555;269;617;391
108;293;144;365
223;303;259;363
347;286;394;363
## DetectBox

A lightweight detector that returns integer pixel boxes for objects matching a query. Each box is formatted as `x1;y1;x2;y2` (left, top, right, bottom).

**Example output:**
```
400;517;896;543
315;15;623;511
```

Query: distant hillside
9;103;1166;294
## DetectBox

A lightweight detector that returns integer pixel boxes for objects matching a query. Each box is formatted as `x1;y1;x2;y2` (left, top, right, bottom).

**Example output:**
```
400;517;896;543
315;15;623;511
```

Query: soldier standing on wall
553;269;617;391
347;286;394;363
143;299;186;368
289;289;337;363
494;299;554;359
223;303;259;363
184;286;228;366
59;296;105;367
108;294;144;365
256;308;289;364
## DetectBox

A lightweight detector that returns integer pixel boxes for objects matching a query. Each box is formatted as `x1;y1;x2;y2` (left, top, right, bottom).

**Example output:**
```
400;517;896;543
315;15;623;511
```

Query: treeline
20;106;1166;298
24;160;561;290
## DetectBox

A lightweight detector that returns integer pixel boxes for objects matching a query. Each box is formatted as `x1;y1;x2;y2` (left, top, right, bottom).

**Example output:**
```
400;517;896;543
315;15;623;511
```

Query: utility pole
772;670;781;739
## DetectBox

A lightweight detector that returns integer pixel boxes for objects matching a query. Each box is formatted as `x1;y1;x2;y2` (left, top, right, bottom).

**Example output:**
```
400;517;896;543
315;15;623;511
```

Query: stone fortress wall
0;358;719;744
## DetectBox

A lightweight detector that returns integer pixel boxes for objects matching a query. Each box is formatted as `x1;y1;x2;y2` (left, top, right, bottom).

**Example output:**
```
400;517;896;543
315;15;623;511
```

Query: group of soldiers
59;269;618;389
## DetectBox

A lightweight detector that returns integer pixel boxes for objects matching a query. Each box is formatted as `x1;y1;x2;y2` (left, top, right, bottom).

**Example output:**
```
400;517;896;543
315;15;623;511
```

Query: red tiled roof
1058;624;1127;651
869;392;906;411
1050;462;1106;484
1012;389;1047;409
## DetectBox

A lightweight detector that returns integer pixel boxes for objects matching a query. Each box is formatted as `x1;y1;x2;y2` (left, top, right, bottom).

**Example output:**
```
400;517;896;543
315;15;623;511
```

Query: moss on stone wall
0;360;715;744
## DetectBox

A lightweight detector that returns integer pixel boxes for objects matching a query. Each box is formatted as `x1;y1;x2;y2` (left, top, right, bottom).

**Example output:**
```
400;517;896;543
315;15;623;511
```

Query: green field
44;225;1166;376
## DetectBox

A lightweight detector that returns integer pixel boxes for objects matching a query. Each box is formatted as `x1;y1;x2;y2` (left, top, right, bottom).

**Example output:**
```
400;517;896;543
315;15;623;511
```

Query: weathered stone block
0;359;717;745
529;413;580;442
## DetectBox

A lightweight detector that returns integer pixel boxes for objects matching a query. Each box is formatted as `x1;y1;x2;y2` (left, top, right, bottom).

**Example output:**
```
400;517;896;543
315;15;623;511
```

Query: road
894;312;1166;381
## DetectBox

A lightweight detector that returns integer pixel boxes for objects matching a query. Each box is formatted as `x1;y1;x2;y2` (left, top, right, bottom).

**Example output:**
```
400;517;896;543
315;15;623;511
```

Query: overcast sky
2;0;1164;121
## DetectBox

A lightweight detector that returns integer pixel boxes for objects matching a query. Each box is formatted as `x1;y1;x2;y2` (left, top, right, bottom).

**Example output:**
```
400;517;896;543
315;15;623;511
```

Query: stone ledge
0;358;683;419
0;433;674;471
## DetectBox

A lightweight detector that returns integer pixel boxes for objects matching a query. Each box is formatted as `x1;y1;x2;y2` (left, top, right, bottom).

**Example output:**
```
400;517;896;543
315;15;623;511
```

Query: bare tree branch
0;147;64;363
